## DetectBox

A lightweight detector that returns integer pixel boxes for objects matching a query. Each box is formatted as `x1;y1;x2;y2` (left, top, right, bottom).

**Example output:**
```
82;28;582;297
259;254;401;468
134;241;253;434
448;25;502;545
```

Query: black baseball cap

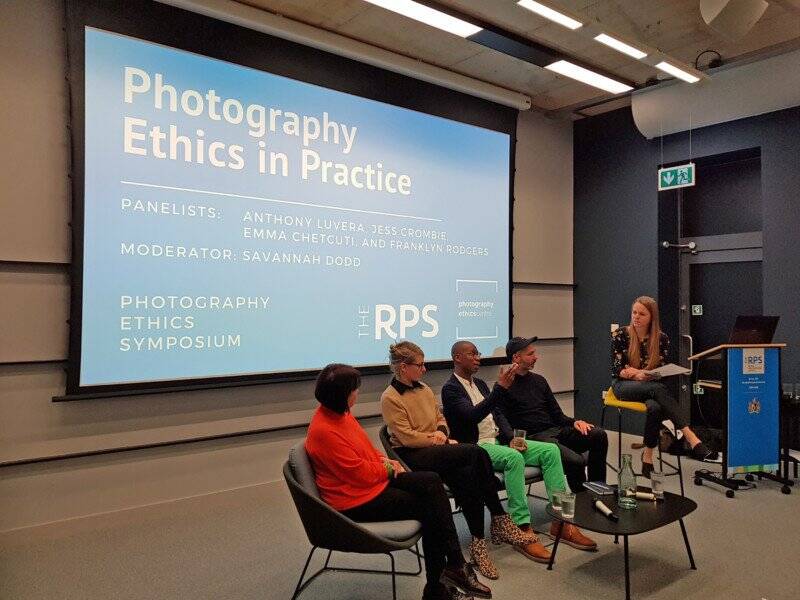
505;336;538;359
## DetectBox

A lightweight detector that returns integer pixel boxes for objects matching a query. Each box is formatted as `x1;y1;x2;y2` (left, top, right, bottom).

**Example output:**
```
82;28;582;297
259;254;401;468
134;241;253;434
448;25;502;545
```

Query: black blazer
441;373;514;445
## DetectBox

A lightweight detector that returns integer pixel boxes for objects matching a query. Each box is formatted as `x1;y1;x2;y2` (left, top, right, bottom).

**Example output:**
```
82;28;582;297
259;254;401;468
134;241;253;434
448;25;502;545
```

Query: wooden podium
689;343;792;497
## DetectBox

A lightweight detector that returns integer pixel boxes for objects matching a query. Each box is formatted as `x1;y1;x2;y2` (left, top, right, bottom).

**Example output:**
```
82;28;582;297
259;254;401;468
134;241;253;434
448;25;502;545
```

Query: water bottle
618;454;638;509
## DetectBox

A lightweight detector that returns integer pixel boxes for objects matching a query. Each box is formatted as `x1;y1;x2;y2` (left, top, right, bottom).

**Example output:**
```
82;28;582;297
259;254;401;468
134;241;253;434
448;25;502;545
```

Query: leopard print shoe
490;513;534;545
468;537;499;580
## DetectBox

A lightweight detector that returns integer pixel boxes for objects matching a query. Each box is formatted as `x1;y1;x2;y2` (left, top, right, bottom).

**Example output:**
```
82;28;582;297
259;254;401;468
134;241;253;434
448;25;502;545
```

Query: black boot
442;563;491;599
423;582;475;600
690;442;717;461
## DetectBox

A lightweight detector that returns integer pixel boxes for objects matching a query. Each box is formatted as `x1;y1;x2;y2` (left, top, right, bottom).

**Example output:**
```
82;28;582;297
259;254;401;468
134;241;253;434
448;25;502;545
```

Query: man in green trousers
441;341;597;564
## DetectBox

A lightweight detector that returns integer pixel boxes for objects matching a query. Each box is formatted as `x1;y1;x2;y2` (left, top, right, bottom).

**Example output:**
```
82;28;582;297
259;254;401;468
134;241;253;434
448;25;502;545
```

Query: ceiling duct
631;48;800;139
699;0;769;40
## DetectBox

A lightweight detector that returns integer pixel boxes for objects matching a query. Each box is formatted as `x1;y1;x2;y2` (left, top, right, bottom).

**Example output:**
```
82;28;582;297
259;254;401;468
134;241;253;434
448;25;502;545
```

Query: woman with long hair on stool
611;296;715;476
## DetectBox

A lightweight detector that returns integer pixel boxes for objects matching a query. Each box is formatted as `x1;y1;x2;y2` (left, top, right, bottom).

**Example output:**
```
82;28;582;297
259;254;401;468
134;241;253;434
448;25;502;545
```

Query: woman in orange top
306;363;490;600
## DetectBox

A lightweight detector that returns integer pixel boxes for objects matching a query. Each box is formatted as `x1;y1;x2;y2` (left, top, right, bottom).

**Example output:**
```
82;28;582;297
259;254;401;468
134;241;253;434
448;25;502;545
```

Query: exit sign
658;163;695;191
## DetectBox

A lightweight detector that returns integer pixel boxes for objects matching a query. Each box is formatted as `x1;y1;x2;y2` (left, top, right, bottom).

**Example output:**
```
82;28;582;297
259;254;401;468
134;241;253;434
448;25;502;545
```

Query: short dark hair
315;363;362;414
450;340;474;359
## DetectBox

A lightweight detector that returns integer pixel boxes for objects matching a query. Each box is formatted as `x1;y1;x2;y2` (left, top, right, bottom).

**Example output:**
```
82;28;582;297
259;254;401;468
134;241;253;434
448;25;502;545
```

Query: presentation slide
80;27;511;387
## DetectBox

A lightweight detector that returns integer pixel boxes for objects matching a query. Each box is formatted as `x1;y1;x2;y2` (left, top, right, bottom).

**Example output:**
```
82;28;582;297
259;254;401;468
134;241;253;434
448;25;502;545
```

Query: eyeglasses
460;351;481;358
406;361;425;368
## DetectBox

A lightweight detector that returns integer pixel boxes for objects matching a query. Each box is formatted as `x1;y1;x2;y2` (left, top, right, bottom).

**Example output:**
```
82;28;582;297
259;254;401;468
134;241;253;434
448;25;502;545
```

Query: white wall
512;110;574;393
0;0;573;531
513;111;573;286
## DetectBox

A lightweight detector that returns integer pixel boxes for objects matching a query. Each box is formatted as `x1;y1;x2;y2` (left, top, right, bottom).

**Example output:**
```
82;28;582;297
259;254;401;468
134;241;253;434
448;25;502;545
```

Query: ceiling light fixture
545;60;633;94
594;33;647;59
655;61;701;83
517;0;582;30
363;0;481;37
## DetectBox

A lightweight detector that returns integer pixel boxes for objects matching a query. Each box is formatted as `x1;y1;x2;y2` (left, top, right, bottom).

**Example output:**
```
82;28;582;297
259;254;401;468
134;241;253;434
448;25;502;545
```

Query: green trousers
479;439;567;527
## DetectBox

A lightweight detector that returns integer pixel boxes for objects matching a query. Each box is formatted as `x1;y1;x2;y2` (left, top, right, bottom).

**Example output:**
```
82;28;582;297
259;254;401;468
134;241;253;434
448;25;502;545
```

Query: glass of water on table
650;469;665;500
560;492;576;519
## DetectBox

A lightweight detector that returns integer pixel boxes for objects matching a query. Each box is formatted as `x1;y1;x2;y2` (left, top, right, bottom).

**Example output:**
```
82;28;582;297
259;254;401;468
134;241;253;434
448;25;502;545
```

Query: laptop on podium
728;315;779;344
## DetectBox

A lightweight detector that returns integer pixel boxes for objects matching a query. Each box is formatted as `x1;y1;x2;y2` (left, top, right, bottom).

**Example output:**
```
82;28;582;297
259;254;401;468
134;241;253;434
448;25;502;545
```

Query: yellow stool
601;387;684;495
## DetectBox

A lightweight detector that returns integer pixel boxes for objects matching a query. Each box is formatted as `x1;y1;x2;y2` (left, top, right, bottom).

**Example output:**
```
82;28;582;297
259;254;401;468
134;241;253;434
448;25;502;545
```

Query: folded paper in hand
643;363;692;378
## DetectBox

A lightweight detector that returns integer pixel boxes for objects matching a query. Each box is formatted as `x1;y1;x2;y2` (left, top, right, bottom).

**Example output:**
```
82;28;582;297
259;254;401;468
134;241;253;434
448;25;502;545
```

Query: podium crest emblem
747;398;761;415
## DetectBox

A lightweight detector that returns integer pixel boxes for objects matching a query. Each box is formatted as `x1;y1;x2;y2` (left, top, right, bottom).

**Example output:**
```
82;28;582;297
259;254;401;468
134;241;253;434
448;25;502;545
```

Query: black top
547;488;697;536
440;374;514;445
611;327;670;379
499;371;574;435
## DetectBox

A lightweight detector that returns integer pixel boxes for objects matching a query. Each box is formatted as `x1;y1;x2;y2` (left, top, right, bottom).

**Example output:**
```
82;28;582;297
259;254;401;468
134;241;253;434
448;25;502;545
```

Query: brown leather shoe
514;525;551;563
513;539;551;563
442;563;492;598
550;522;597;551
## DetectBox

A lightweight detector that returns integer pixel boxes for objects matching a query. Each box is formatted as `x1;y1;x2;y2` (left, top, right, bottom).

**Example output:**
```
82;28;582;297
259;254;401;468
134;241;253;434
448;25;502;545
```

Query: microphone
593;497;619;522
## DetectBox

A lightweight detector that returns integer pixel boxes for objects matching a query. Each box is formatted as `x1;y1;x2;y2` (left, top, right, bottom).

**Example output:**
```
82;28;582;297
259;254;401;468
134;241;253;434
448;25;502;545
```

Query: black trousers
612;379;688;448
396;443;504;539
342;471;464;585
530;425;608;492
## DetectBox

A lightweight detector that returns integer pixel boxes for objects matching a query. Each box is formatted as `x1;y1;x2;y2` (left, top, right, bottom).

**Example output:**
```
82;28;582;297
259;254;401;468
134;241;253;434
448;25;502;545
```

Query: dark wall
682;151;762;237
574;105;800;429
573;108;658;428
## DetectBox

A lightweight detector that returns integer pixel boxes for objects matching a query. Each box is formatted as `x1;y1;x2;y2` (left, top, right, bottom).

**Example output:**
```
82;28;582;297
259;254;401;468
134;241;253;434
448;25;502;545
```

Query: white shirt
454;373;498;444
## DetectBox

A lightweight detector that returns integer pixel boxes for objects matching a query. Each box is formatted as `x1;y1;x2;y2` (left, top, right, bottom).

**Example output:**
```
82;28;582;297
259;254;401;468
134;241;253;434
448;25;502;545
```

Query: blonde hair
627;295;662;370
389;341;423;375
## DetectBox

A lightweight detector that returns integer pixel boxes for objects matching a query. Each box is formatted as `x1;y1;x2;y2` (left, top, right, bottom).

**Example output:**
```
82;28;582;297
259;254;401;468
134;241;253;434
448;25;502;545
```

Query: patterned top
611;326;670;378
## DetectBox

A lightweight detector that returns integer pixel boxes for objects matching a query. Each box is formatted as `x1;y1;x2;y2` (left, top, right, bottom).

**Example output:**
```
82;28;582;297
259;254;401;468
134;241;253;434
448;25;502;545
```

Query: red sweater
305;406;389;511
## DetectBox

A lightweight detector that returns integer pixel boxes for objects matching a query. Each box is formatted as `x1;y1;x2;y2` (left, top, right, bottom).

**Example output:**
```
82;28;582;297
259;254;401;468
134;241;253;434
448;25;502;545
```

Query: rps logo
742;348;765;375
375;304;439;339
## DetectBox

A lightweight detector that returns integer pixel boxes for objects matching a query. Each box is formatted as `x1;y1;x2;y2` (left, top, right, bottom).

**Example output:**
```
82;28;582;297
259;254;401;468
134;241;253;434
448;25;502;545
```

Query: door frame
677;231;764;410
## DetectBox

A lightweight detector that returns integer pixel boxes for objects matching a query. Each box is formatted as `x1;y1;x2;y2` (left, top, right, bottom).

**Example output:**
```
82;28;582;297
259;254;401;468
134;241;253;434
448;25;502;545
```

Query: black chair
283;442;423;600
378;425;545;503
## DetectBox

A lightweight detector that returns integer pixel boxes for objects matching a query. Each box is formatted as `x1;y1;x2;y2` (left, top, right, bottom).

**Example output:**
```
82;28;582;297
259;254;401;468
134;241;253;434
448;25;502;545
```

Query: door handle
661;241;698;255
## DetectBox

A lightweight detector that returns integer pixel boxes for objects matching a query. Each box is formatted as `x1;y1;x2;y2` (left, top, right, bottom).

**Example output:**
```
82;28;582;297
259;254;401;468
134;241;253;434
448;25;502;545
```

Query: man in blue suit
441;341;597;560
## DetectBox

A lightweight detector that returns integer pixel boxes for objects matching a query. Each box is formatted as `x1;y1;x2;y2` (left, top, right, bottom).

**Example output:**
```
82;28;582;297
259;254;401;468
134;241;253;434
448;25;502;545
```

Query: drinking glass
561;492;576;519
512;429;527;451
551;490;563;512
650;469;665;500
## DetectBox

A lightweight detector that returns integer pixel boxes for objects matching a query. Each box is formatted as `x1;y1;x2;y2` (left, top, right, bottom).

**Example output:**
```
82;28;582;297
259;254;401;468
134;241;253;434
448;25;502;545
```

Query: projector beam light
363;0;481;37
656;61;701;83
545;60;632;94
594;34;647;59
